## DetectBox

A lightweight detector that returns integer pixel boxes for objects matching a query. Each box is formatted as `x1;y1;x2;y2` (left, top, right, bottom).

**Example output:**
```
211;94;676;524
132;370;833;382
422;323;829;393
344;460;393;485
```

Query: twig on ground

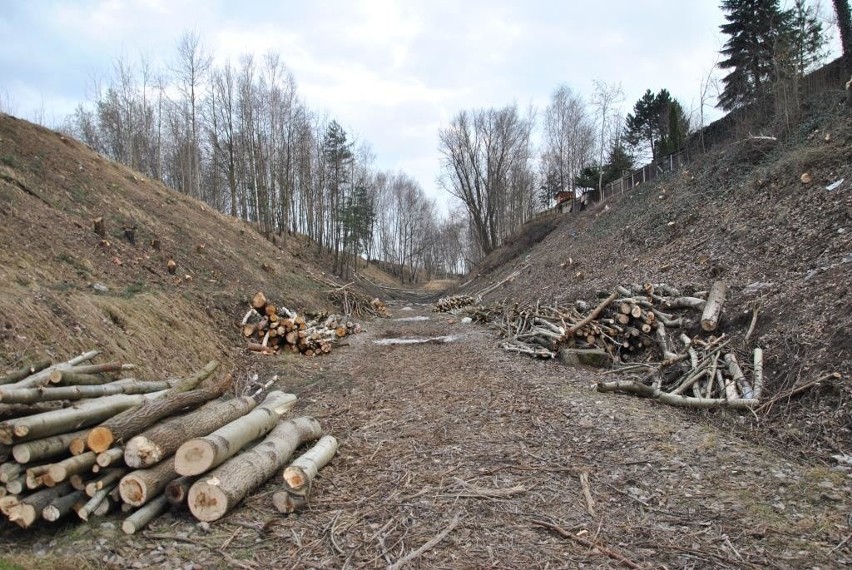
388;513;461;570
531;518;643;569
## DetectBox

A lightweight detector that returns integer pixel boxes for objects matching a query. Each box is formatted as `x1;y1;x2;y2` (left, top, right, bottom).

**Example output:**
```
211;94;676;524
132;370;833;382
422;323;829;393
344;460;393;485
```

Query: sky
0;0;841;210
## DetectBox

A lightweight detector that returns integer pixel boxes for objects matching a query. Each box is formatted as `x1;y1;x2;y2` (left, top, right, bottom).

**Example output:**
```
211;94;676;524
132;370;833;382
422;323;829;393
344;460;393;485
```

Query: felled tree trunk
42;489;86;522
700;281;727;332
175;391;296;476
47;451;98;483
0;359;52;386
165;476;195;507
0;392;166;445
9;482;73;528
275;435;339;514
86;363;224;452
0;378;170;405
13;351;100;388
188;416;322;522
119;459;178;507
122;494;169;534
124;395;258;468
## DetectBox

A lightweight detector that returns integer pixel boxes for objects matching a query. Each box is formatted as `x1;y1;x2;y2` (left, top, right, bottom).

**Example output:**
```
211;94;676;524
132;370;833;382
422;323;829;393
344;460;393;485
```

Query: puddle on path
373;335;459;346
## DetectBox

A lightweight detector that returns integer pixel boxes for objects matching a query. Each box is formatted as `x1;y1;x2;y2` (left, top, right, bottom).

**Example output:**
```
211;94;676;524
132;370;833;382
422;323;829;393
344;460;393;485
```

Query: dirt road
8;302;851;569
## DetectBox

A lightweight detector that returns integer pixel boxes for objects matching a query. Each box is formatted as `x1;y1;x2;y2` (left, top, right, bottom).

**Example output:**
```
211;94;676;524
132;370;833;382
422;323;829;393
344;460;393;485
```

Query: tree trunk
76;484;114;521
0;379;171;405
0;359;52;386
42;489;86;522
86;469;126;498
124;395;258;468
275;435;338;514
175;391;296;476
119;459;178;507
96;447;124;469
165;476;195;507
47;451;97;483
188;416;322;522
13;351;100;388
122;493;169;534
9;482;72;528
700;281;727;332
0;392;166;445
86;366;226;453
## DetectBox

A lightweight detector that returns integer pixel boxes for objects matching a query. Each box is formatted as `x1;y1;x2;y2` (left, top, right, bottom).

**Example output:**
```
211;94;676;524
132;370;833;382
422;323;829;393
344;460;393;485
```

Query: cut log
9;482;73;528
86;469;126;498
175;391;297;476
753;348;764;400
0;378;170;405
567;292;618;336
42;489;86;522
0;391;166;445
47;451;97;483
76;484;114;521
125;395;258;468
700;281;728;332
188;416;322;522
0;461;22;483
48;371;106;385
276;435;338;513
662;297;706;311
122;494;169;534
724;353;751;399
12;350;100;388
251;292;267;310
119;459;178;507
165;476;195;507
26;464;50;490
0;359;52;386
86;363;224;453
96;447;125;468
6;475;25;495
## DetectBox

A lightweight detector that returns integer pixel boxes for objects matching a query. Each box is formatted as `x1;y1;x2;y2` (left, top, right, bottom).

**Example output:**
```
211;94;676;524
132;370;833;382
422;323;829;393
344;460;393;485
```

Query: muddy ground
5;301;850;569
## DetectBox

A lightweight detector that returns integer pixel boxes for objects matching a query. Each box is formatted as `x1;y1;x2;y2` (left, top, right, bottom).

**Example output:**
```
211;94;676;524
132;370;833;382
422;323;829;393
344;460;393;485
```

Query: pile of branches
242;292;361;357
434;295;475;313
458;281;765;409
0;352;338;531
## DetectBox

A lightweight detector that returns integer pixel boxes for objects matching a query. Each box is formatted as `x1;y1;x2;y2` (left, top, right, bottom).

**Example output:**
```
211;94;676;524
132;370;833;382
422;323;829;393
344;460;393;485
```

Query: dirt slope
461;99;852;455
0;113;341;379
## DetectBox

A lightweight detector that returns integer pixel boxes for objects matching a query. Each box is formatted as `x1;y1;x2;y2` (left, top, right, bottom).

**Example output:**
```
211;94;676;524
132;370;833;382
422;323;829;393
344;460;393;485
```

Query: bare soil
3;302;850;568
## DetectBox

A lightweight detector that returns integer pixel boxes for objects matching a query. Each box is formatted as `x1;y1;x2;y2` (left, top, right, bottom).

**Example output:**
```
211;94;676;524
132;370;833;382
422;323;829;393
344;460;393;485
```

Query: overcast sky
0;1;840;209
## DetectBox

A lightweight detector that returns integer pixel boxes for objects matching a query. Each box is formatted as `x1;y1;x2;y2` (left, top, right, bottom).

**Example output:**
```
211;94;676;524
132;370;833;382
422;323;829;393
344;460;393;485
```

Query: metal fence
599;148;691;202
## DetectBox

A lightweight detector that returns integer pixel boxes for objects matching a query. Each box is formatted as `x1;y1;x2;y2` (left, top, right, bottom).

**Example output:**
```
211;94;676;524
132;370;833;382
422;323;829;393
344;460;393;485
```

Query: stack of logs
450;281;765;409
0;352;338;532
434;295;475;313
242;291;360;356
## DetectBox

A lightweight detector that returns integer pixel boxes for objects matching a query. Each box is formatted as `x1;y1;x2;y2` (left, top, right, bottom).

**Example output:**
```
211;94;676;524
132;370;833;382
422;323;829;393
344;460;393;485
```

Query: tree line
64;1;846;272
63;32;468;282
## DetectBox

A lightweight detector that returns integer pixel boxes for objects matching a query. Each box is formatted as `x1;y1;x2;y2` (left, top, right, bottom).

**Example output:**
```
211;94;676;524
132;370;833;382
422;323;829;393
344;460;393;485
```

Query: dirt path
7;303;851;569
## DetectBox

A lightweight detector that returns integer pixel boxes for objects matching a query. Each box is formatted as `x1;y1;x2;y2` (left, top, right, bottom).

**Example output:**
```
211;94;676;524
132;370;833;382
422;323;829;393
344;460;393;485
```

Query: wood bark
282;435;338;492
48;371;107;385
165;476;195;507
0;359;52;386
13;351;100;388
6;476;25;495
124;395;258;468
9;482;72;528
47;451;97;483
700;281;728;332
0;461;22;483
76;484;114;521
96;447;124;468
753;348;764;400
42;489;86;522
188;416;322;522
175;391;296;476
122;494;169;534
119;459;178;507
86;363;224;452
86;469;126;497
0;379;170;405
26;464;50;490
0;391;166;445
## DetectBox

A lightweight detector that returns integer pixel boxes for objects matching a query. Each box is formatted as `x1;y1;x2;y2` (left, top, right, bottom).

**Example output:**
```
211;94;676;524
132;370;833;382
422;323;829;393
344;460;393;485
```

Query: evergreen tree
718;0;785;111
604;140;634;182
784;0;828;76
321;120;353;273
625;89;688;160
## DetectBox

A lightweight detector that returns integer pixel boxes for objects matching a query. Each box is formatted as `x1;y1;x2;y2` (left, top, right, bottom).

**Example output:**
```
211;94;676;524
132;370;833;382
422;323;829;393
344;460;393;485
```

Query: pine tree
625;89;688;160
718;0;786;111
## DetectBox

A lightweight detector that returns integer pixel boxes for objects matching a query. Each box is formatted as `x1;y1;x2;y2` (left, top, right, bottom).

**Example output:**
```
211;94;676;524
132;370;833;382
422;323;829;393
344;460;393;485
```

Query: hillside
0;113;351;380
460;97;852;453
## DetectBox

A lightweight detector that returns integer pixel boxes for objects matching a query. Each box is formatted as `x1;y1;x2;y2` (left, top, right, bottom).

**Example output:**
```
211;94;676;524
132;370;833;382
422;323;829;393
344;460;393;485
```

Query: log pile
0;352;339;532
446;281;766;409
433;295;475;313
241;291;361;357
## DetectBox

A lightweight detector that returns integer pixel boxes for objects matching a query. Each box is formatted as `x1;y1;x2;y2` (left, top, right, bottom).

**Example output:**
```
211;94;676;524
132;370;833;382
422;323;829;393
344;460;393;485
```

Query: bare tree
590;80;623;201
541;85;595;209
438;104;534;256
173;31;212;199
